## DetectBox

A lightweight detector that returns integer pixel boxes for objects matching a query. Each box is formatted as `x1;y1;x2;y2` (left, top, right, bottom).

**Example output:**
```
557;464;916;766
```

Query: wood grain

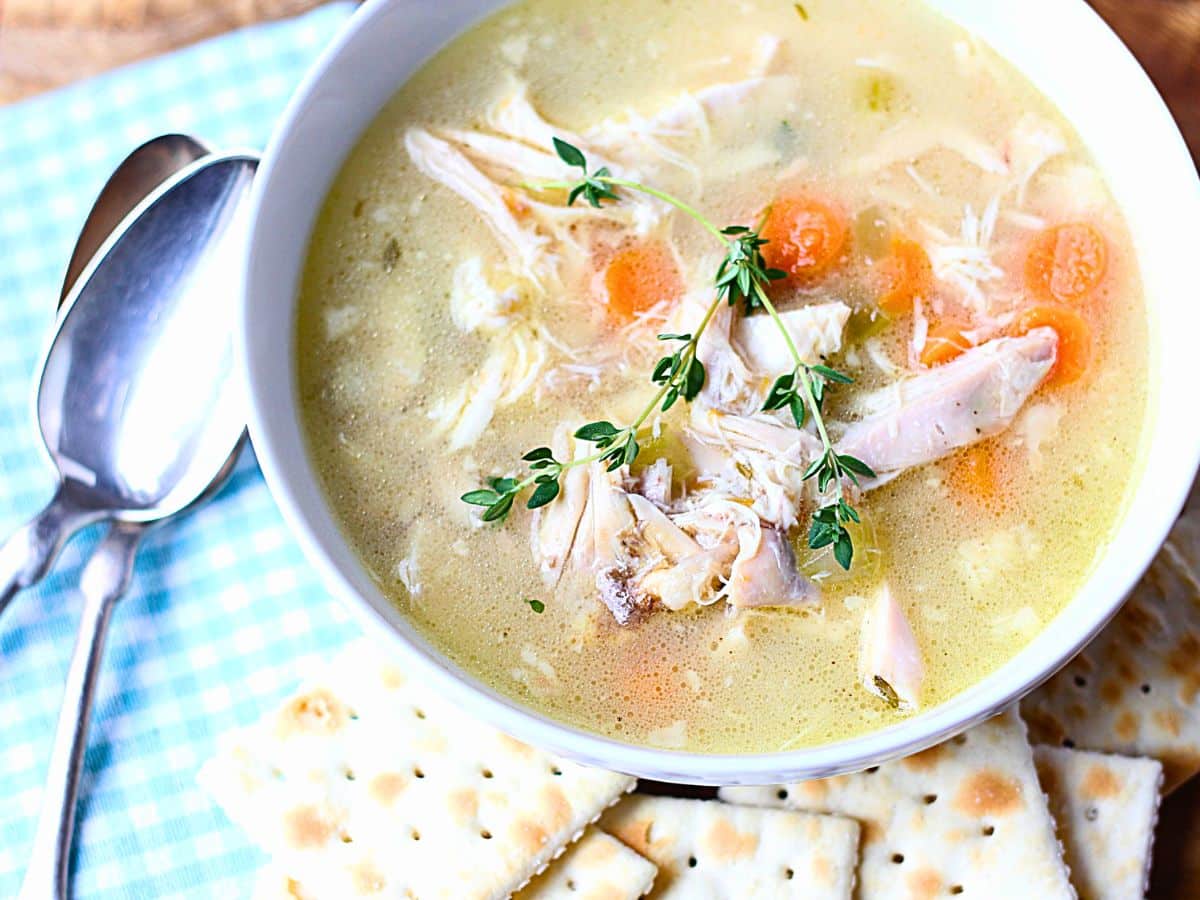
0;0;1196;893
0;0;330;102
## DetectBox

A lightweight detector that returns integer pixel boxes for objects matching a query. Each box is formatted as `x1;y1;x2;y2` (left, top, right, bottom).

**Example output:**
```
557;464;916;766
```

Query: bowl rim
241;0;1200;784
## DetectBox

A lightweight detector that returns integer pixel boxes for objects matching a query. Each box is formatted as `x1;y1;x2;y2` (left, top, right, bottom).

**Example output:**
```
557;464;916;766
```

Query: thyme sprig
462;139;874;568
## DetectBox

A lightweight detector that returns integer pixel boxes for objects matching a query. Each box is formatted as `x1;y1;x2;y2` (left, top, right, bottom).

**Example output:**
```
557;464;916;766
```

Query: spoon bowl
0;151;258;616
39;153;255;517
60;134;209;306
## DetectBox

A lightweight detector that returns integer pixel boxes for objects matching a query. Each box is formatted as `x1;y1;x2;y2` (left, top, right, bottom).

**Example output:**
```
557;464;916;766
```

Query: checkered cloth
0;6;363;897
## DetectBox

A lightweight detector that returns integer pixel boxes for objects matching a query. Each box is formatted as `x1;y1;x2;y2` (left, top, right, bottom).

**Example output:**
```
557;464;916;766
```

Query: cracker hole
865;766;880;774
1061;739;1076;749
1141;684;1151;694
982;825;994;836
784;868;795;881
891;853;904;864
687;856;698;869
776;789;789;800
481;829;493;840
923;794;937;805
566;879;577;891
950;886;964;895
1084;806;1099;822
482;768;494;779
1073;676;1087;688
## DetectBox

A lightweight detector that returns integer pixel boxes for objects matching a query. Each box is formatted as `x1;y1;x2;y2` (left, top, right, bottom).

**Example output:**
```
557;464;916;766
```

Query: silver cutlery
8;149;256;899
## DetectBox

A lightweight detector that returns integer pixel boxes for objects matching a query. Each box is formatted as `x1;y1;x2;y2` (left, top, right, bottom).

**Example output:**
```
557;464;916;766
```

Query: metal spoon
0;151;255;618
60;134;209;306
15;135;228;900
0;135;208;611
9;151;256;899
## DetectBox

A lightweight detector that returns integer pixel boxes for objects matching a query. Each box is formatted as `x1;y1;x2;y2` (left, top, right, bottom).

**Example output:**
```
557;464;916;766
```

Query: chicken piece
847;119;1007;177
573;466;642;624
734;302;851;374
575;465;636;573
441;127;574;182
725;526;816;610
636;458;673;510
694;298;759;413
532;425;591;584
586;487;733;622
1002;115;1067;206
586;75;802;178
429;323;547;450
449;257;521;333
859;584;924;711
686;408;821;530
628;495;731;612
405;128;556;288
836;328;1057;481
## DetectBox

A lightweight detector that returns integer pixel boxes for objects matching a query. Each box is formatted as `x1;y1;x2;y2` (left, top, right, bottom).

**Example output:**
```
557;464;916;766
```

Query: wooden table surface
1;0;1197;895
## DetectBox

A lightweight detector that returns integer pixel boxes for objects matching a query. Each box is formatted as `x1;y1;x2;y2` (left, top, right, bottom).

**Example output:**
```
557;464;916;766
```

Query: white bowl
242;0;1200;784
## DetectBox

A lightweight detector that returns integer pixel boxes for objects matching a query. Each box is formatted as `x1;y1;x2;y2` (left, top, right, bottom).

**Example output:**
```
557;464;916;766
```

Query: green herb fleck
873;675;901;709
525;598;546;614
381;236;400;273
794;3;809;20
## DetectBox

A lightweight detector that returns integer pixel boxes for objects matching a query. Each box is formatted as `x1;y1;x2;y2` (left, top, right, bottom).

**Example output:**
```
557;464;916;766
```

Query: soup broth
297;0;1148;752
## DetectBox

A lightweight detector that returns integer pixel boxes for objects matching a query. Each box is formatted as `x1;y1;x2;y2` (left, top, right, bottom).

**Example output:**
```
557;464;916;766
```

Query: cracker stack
1024;505;1200;790
721;710;1075;899
1034;746;1162;900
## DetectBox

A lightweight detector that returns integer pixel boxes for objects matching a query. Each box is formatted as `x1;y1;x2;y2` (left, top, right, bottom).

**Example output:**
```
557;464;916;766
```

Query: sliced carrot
603;241;683;322
877;235;932;315
760;196;847;279
1012;304;1091;385
950;442;997;500
920;322;971;367
1025;223;1107;303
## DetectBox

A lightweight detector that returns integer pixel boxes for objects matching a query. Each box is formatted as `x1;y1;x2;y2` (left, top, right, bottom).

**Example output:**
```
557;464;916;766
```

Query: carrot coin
1025;223;1107;303
760;196;847;279
1012;304;1091;385
603;241;683;321
920;322;971;367
878;235;932;315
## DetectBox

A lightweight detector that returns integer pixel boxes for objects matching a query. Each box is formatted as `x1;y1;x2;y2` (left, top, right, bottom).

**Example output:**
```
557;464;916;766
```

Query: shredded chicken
837;328;1057;481
405;128;557;288
449;257;522;333
429;323;547;450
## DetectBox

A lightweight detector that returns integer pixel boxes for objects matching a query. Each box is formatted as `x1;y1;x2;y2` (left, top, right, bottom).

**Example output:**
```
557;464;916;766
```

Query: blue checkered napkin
0;6;362;898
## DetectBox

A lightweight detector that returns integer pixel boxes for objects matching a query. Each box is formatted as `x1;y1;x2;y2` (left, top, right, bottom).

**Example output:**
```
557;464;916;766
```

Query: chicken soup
296;0;1148;752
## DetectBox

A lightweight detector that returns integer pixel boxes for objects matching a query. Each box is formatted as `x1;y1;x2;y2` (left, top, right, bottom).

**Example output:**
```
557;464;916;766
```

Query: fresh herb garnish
525;598;546;614
462;139;873;569
873;675;901;710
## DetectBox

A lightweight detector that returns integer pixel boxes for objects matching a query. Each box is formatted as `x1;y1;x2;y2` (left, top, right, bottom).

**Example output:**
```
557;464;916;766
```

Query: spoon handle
18;522;143;900
0;484;98;621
